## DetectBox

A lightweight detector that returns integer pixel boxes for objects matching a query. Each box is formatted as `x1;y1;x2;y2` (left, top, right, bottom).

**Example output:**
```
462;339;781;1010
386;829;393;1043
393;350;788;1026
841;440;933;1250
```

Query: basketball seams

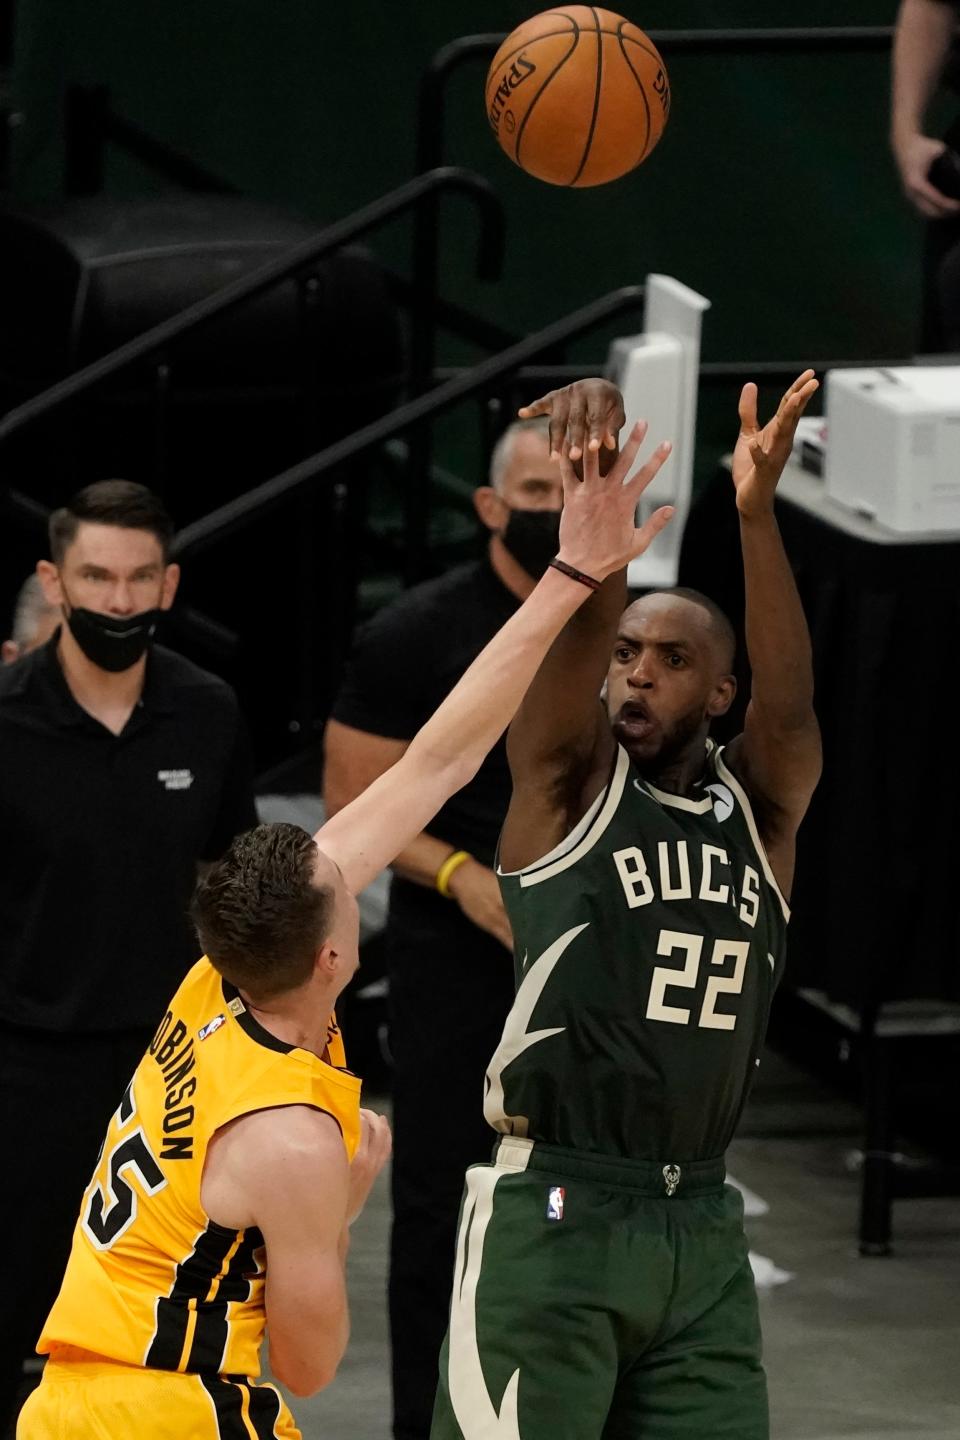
487;17;580;83
514;30;581;167
617;26;667;69
569;6;604;187
487;24;659;86
615;31;653;168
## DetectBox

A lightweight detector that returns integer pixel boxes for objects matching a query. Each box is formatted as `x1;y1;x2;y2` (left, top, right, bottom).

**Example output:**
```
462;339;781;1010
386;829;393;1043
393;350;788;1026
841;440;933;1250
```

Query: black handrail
173;284;647;560
64;85;241;197
0;166;505;447
417;26;894;172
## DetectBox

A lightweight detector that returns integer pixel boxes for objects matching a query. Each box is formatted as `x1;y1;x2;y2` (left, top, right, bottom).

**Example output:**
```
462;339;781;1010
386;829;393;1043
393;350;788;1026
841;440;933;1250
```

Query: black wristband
548;557;602;592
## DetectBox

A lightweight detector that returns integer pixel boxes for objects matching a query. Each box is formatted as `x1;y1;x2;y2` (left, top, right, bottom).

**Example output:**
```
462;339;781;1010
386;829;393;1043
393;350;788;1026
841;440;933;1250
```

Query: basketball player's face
605;597;734;769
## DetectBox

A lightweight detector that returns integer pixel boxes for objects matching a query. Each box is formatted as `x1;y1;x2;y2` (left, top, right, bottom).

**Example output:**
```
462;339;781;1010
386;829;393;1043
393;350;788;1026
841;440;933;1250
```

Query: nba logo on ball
547;1186;565;1221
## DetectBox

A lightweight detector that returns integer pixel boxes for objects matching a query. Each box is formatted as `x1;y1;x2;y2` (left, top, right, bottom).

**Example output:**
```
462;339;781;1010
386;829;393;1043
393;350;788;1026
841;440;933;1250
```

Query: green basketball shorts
430;1137;767;1440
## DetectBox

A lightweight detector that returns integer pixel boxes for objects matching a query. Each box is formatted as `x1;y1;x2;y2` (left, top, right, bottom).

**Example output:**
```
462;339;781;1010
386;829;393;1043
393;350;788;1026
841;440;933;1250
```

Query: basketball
485;7;669;187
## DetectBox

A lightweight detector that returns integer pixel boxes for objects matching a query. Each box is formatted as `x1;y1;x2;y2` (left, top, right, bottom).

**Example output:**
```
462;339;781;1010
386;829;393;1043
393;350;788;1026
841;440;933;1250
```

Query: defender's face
605;596;733;768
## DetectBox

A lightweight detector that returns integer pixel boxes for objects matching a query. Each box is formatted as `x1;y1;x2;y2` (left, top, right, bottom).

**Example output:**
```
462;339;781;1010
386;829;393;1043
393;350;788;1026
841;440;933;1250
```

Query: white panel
608;274;710;590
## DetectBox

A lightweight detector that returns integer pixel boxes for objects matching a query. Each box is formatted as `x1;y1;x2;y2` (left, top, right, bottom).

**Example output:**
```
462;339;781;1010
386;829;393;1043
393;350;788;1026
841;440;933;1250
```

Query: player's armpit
499;702;615;872
723;708;822;891
204;1105;351;1397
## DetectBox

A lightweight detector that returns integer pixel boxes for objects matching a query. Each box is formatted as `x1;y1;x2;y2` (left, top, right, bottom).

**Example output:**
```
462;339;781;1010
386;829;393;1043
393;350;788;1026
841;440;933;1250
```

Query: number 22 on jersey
646;929;751;1031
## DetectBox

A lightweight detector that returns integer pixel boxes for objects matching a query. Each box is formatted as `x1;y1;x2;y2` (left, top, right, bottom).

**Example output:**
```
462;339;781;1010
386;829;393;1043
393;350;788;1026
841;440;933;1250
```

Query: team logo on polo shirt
157;769;194;791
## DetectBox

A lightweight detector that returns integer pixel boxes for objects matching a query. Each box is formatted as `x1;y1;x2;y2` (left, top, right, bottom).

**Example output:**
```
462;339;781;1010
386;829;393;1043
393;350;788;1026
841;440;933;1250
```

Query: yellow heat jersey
38;957;361;1379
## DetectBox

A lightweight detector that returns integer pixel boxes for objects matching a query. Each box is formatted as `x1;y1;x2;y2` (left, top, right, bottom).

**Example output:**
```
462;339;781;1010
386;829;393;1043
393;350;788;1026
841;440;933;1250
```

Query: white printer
824;366;960;533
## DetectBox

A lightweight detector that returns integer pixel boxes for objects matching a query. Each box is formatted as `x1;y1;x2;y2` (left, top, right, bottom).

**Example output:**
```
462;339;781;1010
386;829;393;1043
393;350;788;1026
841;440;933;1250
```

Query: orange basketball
484;7;669;187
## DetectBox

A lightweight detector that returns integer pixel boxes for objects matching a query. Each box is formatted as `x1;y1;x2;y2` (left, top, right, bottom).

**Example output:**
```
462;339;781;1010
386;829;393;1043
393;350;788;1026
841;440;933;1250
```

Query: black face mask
62;593;162;673
499;507;562;579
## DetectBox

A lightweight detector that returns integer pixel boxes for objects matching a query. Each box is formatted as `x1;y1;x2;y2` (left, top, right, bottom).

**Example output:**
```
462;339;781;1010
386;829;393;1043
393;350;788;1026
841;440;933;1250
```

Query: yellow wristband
435;850;472;898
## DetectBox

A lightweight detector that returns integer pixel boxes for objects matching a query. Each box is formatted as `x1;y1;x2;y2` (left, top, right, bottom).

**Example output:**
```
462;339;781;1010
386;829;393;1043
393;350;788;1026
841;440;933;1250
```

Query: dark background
4;0;934;487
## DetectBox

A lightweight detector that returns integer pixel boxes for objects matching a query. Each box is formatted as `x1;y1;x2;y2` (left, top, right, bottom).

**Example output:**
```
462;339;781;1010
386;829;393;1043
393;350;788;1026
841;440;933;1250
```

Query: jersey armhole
713;746;791;923
497;745;631;888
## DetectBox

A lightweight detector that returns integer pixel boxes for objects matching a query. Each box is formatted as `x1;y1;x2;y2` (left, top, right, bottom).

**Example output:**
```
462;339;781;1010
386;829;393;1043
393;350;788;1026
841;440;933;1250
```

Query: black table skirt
679;469;960;1006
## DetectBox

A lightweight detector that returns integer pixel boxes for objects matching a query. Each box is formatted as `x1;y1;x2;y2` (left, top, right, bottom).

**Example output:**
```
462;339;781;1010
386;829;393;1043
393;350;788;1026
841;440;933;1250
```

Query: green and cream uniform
431;740;789;1440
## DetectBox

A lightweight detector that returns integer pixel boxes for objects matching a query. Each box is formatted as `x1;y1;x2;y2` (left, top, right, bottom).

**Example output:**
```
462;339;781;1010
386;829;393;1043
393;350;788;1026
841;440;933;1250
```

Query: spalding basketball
485;7;669;187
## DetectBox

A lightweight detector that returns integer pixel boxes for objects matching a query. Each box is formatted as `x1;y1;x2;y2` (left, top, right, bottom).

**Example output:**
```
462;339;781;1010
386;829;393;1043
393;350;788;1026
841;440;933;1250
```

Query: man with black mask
324;414;564;1440
0;480;256;1435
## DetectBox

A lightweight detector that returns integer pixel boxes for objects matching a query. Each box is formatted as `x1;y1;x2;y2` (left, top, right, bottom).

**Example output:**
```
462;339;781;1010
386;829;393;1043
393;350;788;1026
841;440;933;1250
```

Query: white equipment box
608;274;710;590
824;366;960;533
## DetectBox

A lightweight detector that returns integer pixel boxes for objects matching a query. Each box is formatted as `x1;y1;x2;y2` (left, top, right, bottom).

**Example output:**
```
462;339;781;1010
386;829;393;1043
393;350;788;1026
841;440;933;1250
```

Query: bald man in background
2;575;59;664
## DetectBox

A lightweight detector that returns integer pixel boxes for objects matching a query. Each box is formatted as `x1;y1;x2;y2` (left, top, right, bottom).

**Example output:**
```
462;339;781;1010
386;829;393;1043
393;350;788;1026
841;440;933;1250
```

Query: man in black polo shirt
324;415;561;1440
0;480;257;1432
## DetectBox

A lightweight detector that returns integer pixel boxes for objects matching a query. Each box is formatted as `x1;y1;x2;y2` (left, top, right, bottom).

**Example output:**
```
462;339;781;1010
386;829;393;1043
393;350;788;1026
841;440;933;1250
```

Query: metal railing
0;166;503;448
63;84;241;197
172;284;648;559
416;26;895;172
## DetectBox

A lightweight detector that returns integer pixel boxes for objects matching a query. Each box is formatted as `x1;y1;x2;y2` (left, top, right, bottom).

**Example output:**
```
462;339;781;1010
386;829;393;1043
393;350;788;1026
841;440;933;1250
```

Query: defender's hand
555;420;673;580
447;858;514;952
347;1109;392;1224
519;378;626;466
732;371;818;519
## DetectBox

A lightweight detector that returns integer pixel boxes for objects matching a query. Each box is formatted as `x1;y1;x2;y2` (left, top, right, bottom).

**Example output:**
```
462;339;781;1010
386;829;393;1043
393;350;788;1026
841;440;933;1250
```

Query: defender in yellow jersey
19;401;677;1439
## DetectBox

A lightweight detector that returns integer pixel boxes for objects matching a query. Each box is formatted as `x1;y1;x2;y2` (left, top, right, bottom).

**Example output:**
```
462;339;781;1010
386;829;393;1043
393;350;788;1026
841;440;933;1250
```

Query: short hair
642;586;737;671
489;415;551;492
10;574;57;649
190;823;335;1002
49;480;174;565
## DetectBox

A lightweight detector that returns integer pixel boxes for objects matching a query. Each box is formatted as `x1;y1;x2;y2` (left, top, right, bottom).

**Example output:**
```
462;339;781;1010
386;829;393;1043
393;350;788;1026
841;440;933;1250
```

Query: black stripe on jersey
185;1226;264;1372
199;1375;248;1438
224;1375;283;1439
146;1221;237;1370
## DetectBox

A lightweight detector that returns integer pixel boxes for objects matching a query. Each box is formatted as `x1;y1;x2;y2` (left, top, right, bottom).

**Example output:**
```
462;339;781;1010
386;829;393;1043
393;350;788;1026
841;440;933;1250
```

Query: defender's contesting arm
316;419;675;899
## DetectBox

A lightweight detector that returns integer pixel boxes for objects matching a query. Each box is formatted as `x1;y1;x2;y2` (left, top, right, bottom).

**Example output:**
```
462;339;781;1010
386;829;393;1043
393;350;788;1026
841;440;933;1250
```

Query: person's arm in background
323;722;513;950
892;0;960;217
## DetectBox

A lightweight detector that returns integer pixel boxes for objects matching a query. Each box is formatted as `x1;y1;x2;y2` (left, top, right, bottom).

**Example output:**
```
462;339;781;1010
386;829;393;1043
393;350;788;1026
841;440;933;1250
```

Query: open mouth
616;700;657;738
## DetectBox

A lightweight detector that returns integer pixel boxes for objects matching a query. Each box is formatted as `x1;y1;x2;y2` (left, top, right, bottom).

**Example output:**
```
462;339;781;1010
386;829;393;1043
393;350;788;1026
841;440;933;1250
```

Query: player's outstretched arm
315;415;672;896
498;381;673;871
724;371;823;895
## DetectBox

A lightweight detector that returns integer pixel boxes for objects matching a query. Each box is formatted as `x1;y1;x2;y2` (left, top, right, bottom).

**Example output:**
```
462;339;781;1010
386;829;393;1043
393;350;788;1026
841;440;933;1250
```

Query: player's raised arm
499;379;673;870
315;413;673;896
723;371;823;896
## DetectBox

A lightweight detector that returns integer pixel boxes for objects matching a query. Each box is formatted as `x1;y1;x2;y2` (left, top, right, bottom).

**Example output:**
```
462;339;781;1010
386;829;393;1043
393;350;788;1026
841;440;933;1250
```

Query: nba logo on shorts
546;1186;565;1221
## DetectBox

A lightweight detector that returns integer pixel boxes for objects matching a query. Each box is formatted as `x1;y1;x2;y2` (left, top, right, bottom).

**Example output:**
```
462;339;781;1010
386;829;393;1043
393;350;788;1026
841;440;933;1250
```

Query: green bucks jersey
487;741;789;1162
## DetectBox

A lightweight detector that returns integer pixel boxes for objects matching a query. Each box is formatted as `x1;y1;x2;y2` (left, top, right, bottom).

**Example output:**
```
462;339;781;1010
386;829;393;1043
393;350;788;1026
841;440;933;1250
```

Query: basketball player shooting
17;407;674;1440
430;372;822;1440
